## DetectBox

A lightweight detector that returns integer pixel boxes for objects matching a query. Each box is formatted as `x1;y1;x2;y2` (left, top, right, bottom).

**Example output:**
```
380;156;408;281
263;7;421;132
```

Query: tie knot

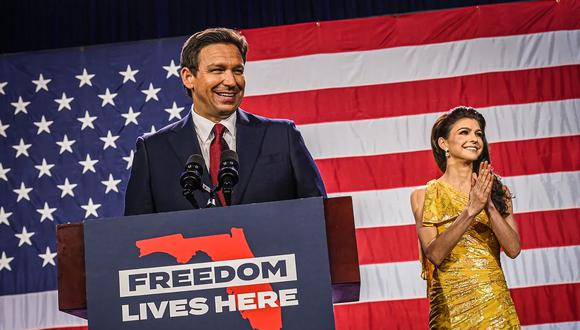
213;123;226;137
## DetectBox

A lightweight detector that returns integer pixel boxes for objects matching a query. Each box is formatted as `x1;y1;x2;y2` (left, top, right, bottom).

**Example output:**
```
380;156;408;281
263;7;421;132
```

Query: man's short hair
180;28;248;96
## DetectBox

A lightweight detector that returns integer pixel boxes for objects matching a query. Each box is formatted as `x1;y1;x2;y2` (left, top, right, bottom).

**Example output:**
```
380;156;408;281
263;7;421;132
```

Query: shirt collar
190;105;237;142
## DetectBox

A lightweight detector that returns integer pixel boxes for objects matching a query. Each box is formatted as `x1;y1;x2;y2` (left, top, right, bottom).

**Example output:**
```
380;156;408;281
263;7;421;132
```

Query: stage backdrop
1;1;579;329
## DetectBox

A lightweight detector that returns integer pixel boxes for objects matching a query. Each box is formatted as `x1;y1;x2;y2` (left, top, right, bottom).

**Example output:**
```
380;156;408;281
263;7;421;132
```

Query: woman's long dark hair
431;106;510;217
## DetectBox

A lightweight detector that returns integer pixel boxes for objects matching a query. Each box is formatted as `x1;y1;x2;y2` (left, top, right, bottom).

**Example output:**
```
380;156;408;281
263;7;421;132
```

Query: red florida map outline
136;228;283;330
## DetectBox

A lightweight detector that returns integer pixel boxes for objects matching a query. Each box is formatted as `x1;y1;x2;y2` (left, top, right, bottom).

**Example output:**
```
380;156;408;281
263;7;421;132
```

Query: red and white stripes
18;1;579;329
241;1;580;328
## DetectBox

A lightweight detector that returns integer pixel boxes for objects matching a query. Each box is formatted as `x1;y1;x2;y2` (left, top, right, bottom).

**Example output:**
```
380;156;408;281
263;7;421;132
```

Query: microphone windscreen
186;154;204;166
220;149;238;163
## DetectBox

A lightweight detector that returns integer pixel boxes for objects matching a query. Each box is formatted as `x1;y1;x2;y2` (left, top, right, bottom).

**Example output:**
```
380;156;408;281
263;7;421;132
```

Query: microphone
180;154;204;208
218;150;239;206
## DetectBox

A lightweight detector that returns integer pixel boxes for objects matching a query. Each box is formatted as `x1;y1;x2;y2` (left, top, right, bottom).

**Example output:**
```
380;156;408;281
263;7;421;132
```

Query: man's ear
181;67;195;90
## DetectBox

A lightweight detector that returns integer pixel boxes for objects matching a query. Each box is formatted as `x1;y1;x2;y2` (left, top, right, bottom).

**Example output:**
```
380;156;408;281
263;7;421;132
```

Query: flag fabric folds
1;1;579;329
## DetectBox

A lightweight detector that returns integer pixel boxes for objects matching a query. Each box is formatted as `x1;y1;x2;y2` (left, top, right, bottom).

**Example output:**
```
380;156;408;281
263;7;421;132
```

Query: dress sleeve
421;181;439;227
422;180;463;226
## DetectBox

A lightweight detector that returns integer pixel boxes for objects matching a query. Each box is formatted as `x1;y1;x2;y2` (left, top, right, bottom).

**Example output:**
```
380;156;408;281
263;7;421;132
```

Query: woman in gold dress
410;106;521;329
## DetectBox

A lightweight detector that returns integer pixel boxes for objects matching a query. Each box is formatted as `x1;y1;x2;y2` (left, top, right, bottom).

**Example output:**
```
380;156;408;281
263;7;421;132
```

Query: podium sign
84;197;335;329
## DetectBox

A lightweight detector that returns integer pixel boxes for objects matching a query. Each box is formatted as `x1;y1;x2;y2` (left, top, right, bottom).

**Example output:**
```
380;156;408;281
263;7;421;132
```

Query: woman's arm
412;189;474;267
412;161;494;267
486;185;521;258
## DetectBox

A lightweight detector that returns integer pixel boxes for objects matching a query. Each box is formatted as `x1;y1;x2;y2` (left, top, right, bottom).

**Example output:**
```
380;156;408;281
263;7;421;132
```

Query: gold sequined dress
421;180;520;329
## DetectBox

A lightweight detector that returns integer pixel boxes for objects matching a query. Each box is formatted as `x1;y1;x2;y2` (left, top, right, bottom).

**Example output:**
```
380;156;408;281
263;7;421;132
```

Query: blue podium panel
84;197;335;330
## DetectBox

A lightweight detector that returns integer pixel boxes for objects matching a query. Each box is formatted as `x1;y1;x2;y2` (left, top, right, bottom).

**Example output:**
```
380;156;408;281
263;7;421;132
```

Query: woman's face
440;118;484;163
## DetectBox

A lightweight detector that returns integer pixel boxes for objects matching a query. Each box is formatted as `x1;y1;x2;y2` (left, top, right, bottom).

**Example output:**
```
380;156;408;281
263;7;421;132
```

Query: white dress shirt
190;106;237;170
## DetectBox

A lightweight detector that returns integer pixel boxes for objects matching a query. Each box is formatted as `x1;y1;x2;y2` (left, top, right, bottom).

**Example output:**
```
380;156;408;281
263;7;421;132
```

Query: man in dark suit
124;28;326;215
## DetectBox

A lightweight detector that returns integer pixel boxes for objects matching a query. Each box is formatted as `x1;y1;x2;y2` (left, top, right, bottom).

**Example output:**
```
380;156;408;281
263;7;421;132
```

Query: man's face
181;43;245;122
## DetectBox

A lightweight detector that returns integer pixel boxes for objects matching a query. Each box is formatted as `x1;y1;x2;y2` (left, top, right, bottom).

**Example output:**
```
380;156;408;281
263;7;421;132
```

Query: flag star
0;252;14;271
81;198;101;218
148;125;157;134
163;60;180;78
75;68;95;87
0;120;8;137
77;111;97;130
0;207;12;226
121;106;141;126
12;138;32;158
38;246;57;267
79;154;99;173
98;88;118;107
32;73;51;92
15;226;35;247
100;130;120;150
56;134;76;154
33;115;53;134
34;158;55;178
141;83;161;102
13;182;33;202
123;150;134;170
11;96;30;115
57;178;77;198
0;81;7;95
54;92;74;111
119;64;139;83
36;202;57;222
101;173;121;194
165;101;185;121
0;163;10;181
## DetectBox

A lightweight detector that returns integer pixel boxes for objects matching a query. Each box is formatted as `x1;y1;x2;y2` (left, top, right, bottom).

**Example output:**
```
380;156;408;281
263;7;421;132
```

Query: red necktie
210;123;227;206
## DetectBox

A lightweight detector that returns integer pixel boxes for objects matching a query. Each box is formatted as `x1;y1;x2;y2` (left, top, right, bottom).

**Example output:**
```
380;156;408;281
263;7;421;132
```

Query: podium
57;197;359;329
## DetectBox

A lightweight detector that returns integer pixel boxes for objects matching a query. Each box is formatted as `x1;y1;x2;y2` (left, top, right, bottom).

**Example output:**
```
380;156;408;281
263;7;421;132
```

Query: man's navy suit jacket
124;109;326;215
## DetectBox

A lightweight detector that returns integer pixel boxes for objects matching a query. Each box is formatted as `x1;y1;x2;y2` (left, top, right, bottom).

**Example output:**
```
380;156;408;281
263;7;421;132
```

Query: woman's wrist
465;206;479;219
486;200;498;214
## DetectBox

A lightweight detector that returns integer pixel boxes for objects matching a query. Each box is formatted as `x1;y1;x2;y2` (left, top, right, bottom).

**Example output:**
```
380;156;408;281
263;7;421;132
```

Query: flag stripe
331;171;580;228
244;30;580;96
356;208;580;265
243;65;580;125
243;1;580;61
523;321;580;330
358;246;580;302
334;297;429;330
356;225;419;264
334;283;580;329
302;99;580;160
512;284;580;326
0;291;87;330
317;134;580;194
503;246;580;289
517;208;580;250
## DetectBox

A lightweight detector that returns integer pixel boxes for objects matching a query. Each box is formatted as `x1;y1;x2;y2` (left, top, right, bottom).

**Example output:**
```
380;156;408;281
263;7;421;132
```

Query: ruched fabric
420;180;520;329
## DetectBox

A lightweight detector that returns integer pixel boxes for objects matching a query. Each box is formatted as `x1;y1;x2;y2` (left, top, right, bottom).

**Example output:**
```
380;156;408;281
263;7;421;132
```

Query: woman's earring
445;149;450;158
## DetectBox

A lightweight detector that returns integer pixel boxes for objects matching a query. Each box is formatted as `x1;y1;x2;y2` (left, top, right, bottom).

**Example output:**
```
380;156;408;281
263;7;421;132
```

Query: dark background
1;0;524;54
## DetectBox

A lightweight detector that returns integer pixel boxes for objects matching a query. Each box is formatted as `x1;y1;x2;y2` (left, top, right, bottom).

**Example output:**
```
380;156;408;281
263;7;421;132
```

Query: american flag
1;1;579;329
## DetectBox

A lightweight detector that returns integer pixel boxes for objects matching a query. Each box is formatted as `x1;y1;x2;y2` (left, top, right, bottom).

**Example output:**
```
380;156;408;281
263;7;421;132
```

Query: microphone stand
182;188;199;209
205;185;220;208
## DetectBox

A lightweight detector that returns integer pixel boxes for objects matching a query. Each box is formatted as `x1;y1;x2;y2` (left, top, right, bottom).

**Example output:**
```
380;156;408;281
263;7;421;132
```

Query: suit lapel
233;109;266;204
168;110;212;207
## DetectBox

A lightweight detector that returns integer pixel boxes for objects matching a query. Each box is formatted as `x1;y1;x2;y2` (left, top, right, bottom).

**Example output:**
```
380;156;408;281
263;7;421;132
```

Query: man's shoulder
140;115;188;142
239;109;294;128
